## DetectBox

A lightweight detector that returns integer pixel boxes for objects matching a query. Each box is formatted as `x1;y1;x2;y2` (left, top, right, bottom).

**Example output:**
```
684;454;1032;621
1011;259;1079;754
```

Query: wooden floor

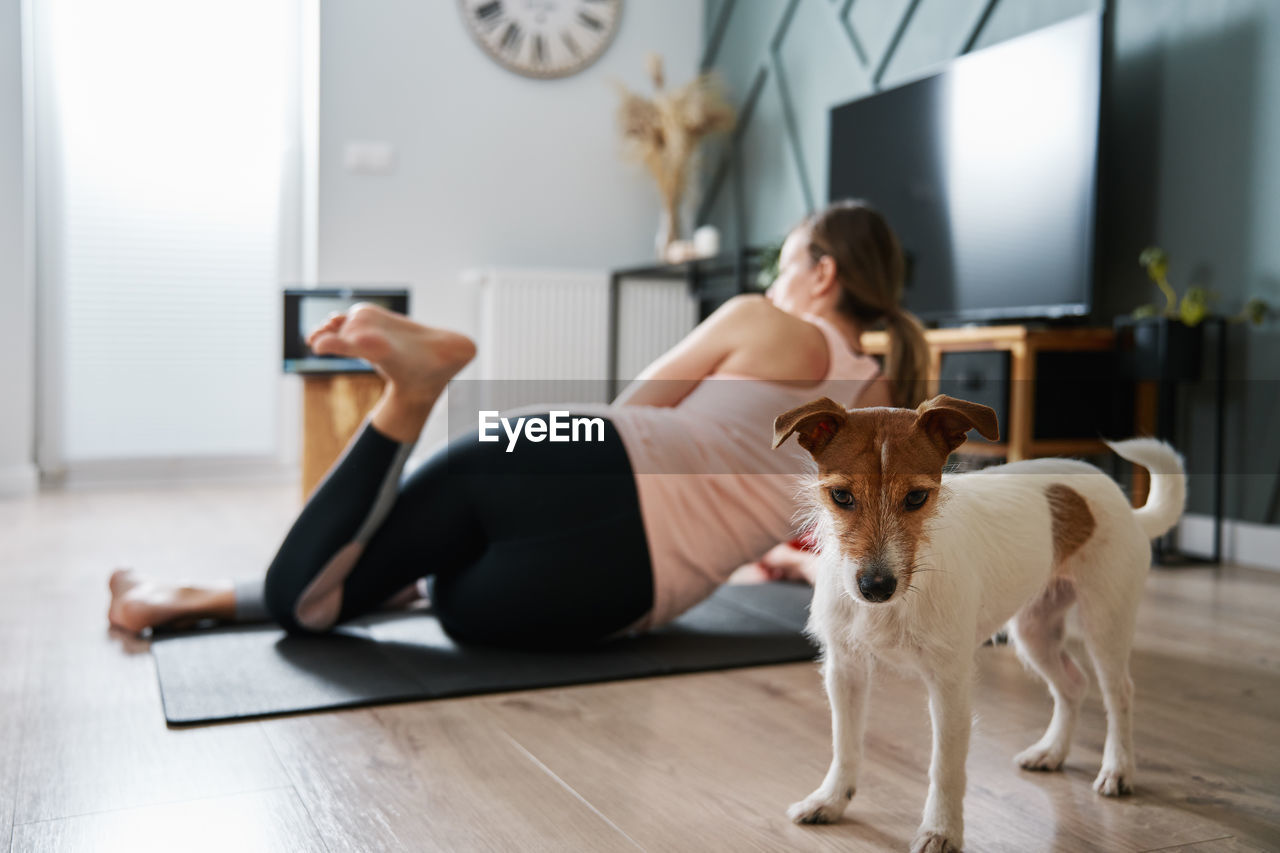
1;483;1278;852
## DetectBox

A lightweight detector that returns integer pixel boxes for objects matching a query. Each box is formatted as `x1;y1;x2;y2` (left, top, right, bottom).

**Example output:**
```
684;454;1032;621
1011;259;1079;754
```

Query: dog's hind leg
1010;577;1088;771
1076;564;1142;796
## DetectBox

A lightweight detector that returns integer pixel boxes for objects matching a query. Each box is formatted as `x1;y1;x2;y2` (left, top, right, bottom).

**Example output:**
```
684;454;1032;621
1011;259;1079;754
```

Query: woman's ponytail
883;308;931;409
805;200;932;409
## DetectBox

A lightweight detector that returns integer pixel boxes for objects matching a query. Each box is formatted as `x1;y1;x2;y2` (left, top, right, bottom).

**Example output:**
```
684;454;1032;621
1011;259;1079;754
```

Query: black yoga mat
150;582;817;726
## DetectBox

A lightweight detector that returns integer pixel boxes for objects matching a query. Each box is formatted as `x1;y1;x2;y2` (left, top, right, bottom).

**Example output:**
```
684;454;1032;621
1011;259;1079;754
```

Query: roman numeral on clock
500;21;522;54
474;1;501;22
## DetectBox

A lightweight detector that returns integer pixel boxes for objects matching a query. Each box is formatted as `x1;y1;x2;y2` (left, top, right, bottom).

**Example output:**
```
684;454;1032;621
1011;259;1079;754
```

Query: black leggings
259;415;654;648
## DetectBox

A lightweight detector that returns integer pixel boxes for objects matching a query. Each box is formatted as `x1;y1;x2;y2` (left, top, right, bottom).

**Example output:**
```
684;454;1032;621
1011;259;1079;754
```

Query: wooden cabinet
300;373;385;498
860;325;1155;505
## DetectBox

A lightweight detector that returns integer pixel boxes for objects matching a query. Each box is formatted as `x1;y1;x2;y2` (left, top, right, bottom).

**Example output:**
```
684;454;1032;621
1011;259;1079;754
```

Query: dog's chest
830;605;922;674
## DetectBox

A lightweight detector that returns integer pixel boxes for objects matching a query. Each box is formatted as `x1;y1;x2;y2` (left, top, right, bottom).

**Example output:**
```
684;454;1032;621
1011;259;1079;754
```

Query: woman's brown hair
804;200;930;408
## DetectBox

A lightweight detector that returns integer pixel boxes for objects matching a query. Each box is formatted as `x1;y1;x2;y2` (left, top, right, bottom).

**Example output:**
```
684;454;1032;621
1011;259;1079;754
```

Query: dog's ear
916;395;999;454
773;397;848;455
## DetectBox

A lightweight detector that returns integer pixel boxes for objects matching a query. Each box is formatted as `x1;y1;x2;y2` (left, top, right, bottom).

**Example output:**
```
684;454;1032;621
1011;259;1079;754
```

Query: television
829;12;1102;323
282;287;410;373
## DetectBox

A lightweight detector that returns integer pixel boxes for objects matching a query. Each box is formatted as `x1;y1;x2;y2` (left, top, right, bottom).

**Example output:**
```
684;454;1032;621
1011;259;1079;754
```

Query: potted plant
1115;247;1269;382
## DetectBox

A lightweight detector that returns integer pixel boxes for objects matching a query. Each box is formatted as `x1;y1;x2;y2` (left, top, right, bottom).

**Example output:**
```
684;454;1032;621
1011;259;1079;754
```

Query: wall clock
459;0;623;79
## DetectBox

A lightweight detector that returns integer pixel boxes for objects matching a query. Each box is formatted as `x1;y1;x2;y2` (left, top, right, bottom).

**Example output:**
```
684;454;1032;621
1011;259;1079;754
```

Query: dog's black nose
858;573;897;602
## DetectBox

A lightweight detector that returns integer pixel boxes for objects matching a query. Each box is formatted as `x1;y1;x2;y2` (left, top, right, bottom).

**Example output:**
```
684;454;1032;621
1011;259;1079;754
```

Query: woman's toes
109;568;136;596
306;313;348;348
309;331;341;356
109;598;151;634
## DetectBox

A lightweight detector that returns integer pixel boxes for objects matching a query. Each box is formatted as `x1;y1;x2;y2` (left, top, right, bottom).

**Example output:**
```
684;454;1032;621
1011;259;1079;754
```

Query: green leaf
1139;246;1168;282
1179;298;1207;327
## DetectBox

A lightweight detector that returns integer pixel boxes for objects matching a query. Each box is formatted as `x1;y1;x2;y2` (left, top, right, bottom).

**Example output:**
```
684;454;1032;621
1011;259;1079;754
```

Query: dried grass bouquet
615;54;735;260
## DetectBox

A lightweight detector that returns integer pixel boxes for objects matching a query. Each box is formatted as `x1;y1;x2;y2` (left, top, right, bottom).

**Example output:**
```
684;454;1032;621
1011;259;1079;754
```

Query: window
35;0;311;464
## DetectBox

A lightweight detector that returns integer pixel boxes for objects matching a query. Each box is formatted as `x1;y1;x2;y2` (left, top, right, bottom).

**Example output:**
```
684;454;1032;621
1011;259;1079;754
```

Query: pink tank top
604;314;881;631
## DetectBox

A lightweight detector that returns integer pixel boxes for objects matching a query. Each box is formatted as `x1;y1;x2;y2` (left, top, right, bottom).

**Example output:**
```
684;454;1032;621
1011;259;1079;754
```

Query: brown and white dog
773;395;1185;853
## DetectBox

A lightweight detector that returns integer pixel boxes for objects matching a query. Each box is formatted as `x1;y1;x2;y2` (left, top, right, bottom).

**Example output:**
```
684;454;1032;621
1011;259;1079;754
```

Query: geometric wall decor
697;0;1101;249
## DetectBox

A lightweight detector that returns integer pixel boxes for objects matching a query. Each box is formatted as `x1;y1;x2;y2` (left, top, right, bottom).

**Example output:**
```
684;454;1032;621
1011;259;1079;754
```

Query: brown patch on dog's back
1046;484;1095;563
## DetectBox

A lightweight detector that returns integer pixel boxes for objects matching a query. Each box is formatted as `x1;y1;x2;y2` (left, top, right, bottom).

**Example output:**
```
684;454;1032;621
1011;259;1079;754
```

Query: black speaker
937;351;1010;444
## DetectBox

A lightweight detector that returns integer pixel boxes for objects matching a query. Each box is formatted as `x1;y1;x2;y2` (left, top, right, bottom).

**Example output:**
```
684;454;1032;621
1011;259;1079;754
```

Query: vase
655;197;682;260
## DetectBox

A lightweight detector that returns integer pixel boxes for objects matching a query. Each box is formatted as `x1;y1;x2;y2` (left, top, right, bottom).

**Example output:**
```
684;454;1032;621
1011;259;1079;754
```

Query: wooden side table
860;325;1156;507
300;372;385;498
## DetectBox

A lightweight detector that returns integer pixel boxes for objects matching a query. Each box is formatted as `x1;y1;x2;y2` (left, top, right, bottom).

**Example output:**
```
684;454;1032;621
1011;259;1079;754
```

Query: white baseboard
44;457;299;491
1178;513;1280;572
0;463;39;497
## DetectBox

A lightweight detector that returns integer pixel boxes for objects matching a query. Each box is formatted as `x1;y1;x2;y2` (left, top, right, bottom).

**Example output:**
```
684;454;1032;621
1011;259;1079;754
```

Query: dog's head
773;395;998;605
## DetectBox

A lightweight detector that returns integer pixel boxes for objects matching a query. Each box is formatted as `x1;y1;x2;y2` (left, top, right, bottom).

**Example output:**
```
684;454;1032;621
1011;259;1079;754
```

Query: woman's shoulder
712;295;829;381
715;293;822;338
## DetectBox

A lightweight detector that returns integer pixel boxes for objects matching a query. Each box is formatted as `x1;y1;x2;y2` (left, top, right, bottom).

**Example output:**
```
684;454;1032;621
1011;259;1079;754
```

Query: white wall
317;0;701;446
0;0;34;497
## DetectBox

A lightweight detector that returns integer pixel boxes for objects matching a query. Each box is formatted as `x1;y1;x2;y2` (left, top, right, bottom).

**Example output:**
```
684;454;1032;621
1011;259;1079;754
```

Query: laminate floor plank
12;590;291;825
2;485;299;831
0;616;29;853
261;700;640;852
10;787;327;853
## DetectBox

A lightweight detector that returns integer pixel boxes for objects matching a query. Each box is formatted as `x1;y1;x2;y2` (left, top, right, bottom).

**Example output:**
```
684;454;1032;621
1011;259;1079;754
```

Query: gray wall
700;0;1280;524
0;0;34;496
318;0;701;331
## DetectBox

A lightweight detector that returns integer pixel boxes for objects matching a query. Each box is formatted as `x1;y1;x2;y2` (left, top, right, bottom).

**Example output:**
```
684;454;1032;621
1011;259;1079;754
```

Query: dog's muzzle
856;568;897;603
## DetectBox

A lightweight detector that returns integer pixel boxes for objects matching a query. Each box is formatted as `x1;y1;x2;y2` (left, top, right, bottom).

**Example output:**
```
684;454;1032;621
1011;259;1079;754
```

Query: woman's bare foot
757;542;821;584
307;303;476;442
727;544;821;586
308;303;475;401
108;569;236;634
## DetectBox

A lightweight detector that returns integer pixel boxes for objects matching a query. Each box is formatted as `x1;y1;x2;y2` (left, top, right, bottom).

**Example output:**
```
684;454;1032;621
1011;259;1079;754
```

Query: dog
772;394;1186;853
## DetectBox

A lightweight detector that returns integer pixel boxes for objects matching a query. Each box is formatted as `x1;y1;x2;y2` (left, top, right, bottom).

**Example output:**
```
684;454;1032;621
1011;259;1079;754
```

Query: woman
108;200;930;645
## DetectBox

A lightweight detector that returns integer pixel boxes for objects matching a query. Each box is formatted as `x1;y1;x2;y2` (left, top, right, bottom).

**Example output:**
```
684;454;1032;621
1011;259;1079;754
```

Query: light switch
343;141;397;174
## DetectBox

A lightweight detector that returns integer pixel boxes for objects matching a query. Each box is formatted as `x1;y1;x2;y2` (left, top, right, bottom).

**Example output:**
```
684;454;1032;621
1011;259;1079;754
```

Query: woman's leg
107;302;474;634
261;302;476;631
309;414;654;646
109;303;652;644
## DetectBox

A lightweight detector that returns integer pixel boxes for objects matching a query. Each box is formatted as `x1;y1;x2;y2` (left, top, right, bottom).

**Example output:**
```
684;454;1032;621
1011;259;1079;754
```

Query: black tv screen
829;12;1101;323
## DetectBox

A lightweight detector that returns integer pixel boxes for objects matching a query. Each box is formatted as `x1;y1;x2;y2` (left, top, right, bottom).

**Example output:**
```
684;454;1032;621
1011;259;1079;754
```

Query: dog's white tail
1106;438;1187;539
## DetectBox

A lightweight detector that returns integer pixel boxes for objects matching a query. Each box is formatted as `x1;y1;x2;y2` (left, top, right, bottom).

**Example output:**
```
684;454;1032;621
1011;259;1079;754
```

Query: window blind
36;0;304;462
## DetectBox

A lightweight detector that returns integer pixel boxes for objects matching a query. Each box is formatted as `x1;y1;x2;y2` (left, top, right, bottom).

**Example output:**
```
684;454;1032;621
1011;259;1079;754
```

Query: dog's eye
904;490;929;510
830;488;855;508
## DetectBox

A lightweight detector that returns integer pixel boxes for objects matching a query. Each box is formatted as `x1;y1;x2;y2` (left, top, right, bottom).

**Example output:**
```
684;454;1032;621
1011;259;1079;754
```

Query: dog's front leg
788;650;871;825
912;663;974;853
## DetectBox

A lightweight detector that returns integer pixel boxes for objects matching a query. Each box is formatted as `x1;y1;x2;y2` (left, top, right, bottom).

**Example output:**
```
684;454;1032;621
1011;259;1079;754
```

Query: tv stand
859;324;1156;505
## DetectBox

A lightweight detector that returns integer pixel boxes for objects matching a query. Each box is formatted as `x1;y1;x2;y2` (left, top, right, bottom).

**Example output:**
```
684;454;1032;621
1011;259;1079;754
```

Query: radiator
462;268;698;413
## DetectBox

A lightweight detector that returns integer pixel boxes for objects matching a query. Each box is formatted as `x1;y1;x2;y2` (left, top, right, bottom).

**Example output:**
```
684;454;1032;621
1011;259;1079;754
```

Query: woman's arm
614;294;770;408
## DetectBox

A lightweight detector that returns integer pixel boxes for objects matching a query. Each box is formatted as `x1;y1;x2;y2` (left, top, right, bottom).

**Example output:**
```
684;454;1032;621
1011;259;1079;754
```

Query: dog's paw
1015;743;1067;772
787;789;852;825
1093;766;1134;797
911;831;962;853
